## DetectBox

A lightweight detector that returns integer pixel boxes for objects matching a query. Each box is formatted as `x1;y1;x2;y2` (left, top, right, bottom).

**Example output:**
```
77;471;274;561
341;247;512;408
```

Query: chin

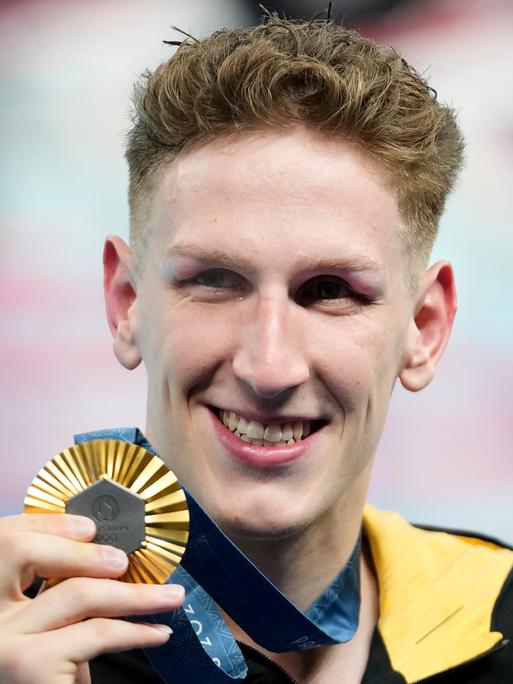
206;494;314;543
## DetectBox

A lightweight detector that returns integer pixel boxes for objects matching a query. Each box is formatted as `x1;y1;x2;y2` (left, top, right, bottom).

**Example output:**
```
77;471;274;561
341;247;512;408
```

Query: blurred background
1;0;512;540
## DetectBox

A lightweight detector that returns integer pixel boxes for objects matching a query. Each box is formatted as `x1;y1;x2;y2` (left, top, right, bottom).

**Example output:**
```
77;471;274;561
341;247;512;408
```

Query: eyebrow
165;243;383;275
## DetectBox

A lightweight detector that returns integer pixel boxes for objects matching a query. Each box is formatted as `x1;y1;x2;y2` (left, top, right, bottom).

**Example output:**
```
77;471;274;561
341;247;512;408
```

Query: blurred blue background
1;0;512;540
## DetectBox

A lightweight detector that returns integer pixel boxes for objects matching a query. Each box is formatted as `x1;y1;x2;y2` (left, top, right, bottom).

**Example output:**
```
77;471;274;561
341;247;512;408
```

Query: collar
362;504;513;682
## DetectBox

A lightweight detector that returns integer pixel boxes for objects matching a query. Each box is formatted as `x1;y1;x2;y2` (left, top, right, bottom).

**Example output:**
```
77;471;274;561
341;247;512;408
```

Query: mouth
207;405;327;468
210;406;326;446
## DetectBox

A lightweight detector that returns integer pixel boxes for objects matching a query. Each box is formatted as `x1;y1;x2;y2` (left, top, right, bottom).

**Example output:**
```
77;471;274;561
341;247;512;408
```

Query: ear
103;235;142;370
399;261;457;392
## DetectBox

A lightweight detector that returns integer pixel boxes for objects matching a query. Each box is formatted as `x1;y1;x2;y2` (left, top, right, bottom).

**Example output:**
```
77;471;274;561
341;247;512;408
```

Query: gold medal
24;439;189;584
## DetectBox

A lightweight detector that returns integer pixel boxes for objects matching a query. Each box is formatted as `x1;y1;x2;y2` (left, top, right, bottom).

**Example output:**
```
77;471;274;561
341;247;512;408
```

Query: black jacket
91;505;513;683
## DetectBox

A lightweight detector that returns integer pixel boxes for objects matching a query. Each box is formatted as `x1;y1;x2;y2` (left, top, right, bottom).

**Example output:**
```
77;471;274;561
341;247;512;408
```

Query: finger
0;513;96;541
15;578;185;633
75;663;92;684
58;617;173;662
0;532;127;599
2;621;171;683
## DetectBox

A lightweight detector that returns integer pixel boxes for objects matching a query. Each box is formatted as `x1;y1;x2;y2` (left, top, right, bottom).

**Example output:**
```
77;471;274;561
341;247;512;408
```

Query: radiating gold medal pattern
24;440;189;584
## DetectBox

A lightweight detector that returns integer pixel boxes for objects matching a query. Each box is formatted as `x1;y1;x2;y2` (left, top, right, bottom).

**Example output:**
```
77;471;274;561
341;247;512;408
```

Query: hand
0;513;185;684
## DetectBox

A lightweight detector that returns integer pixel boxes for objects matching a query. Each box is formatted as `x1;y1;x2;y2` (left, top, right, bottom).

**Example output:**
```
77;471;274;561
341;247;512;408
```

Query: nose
232;296;310;399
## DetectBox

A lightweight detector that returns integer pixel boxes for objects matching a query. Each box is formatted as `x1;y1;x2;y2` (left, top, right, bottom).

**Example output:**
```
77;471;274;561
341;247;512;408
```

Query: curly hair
125;15;464;274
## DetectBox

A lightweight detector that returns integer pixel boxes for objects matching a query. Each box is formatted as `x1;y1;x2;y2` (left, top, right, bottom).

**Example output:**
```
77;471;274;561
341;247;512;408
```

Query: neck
224;497;365;613
220;528;379;681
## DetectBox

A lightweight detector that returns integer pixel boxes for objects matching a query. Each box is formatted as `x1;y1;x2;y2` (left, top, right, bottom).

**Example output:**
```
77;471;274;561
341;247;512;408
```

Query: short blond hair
125;15;464;274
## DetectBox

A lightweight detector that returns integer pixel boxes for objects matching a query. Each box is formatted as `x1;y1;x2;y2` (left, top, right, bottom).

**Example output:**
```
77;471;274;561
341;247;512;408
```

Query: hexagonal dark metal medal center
66;478;145;554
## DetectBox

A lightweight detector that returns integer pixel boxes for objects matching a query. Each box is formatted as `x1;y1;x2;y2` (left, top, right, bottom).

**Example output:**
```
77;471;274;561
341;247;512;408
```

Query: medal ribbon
75;428;361;683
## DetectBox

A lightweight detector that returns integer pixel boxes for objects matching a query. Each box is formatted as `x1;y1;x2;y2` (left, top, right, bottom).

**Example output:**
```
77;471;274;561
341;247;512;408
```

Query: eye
193;269;242;289
177;268;247;301
298;276;354;304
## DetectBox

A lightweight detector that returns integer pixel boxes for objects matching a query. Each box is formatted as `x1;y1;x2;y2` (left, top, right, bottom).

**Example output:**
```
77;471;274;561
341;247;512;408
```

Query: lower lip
209;409;320;468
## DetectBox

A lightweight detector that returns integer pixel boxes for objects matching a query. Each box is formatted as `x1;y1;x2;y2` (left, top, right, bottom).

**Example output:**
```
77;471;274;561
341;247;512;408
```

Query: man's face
130;127;418;540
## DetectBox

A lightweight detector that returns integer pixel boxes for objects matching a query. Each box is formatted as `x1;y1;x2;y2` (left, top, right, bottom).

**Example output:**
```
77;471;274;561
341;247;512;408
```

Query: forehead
147;127;407;280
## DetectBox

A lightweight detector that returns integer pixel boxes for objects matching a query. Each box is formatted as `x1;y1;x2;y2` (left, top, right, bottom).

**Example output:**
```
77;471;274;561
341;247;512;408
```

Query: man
1;14;512;684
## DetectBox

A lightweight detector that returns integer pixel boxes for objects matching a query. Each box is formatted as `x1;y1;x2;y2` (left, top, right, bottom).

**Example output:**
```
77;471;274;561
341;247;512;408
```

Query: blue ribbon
75;428;361;683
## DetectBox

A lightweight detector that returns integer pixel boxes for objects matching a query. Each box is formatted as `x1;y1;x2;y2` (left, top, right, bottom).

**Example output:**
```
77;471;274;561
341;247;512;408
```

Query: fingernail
152;624;173;635
101;546;128;569
163;584;185;600
72;516;96;537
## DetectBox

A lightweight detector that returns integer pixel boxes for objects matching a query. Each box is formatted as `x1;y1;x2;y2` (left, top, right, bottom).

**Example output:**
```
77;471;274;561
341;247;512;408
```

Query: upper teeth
220;410;310;446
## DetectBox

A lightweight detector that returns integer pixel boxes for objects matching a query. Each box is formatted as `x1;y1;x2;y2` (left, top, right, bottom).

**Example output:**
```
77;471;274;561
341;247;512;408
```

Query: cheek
311;318;401;411
142;302;239;391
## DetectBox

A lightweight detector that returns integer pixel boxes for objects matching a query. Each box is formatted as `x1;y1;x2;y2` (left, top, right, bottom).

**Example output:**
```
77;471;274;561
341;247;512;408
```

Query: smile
219;409;312;446
209;406;326;468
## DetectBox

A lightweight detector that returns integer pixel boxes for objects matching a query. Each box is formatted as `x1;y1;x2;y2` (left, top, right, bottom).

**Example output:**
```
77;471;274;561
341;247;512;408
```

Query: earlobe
103;235;142;370
399;262;457;392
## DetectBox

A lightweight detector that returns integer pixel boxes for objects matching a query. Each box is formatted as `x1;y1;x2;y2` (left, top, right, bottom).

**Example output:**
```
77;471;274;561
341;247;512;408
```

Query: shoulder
363;503;513;620
408;518;513;638
363;503;513;572
363;504;513;682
